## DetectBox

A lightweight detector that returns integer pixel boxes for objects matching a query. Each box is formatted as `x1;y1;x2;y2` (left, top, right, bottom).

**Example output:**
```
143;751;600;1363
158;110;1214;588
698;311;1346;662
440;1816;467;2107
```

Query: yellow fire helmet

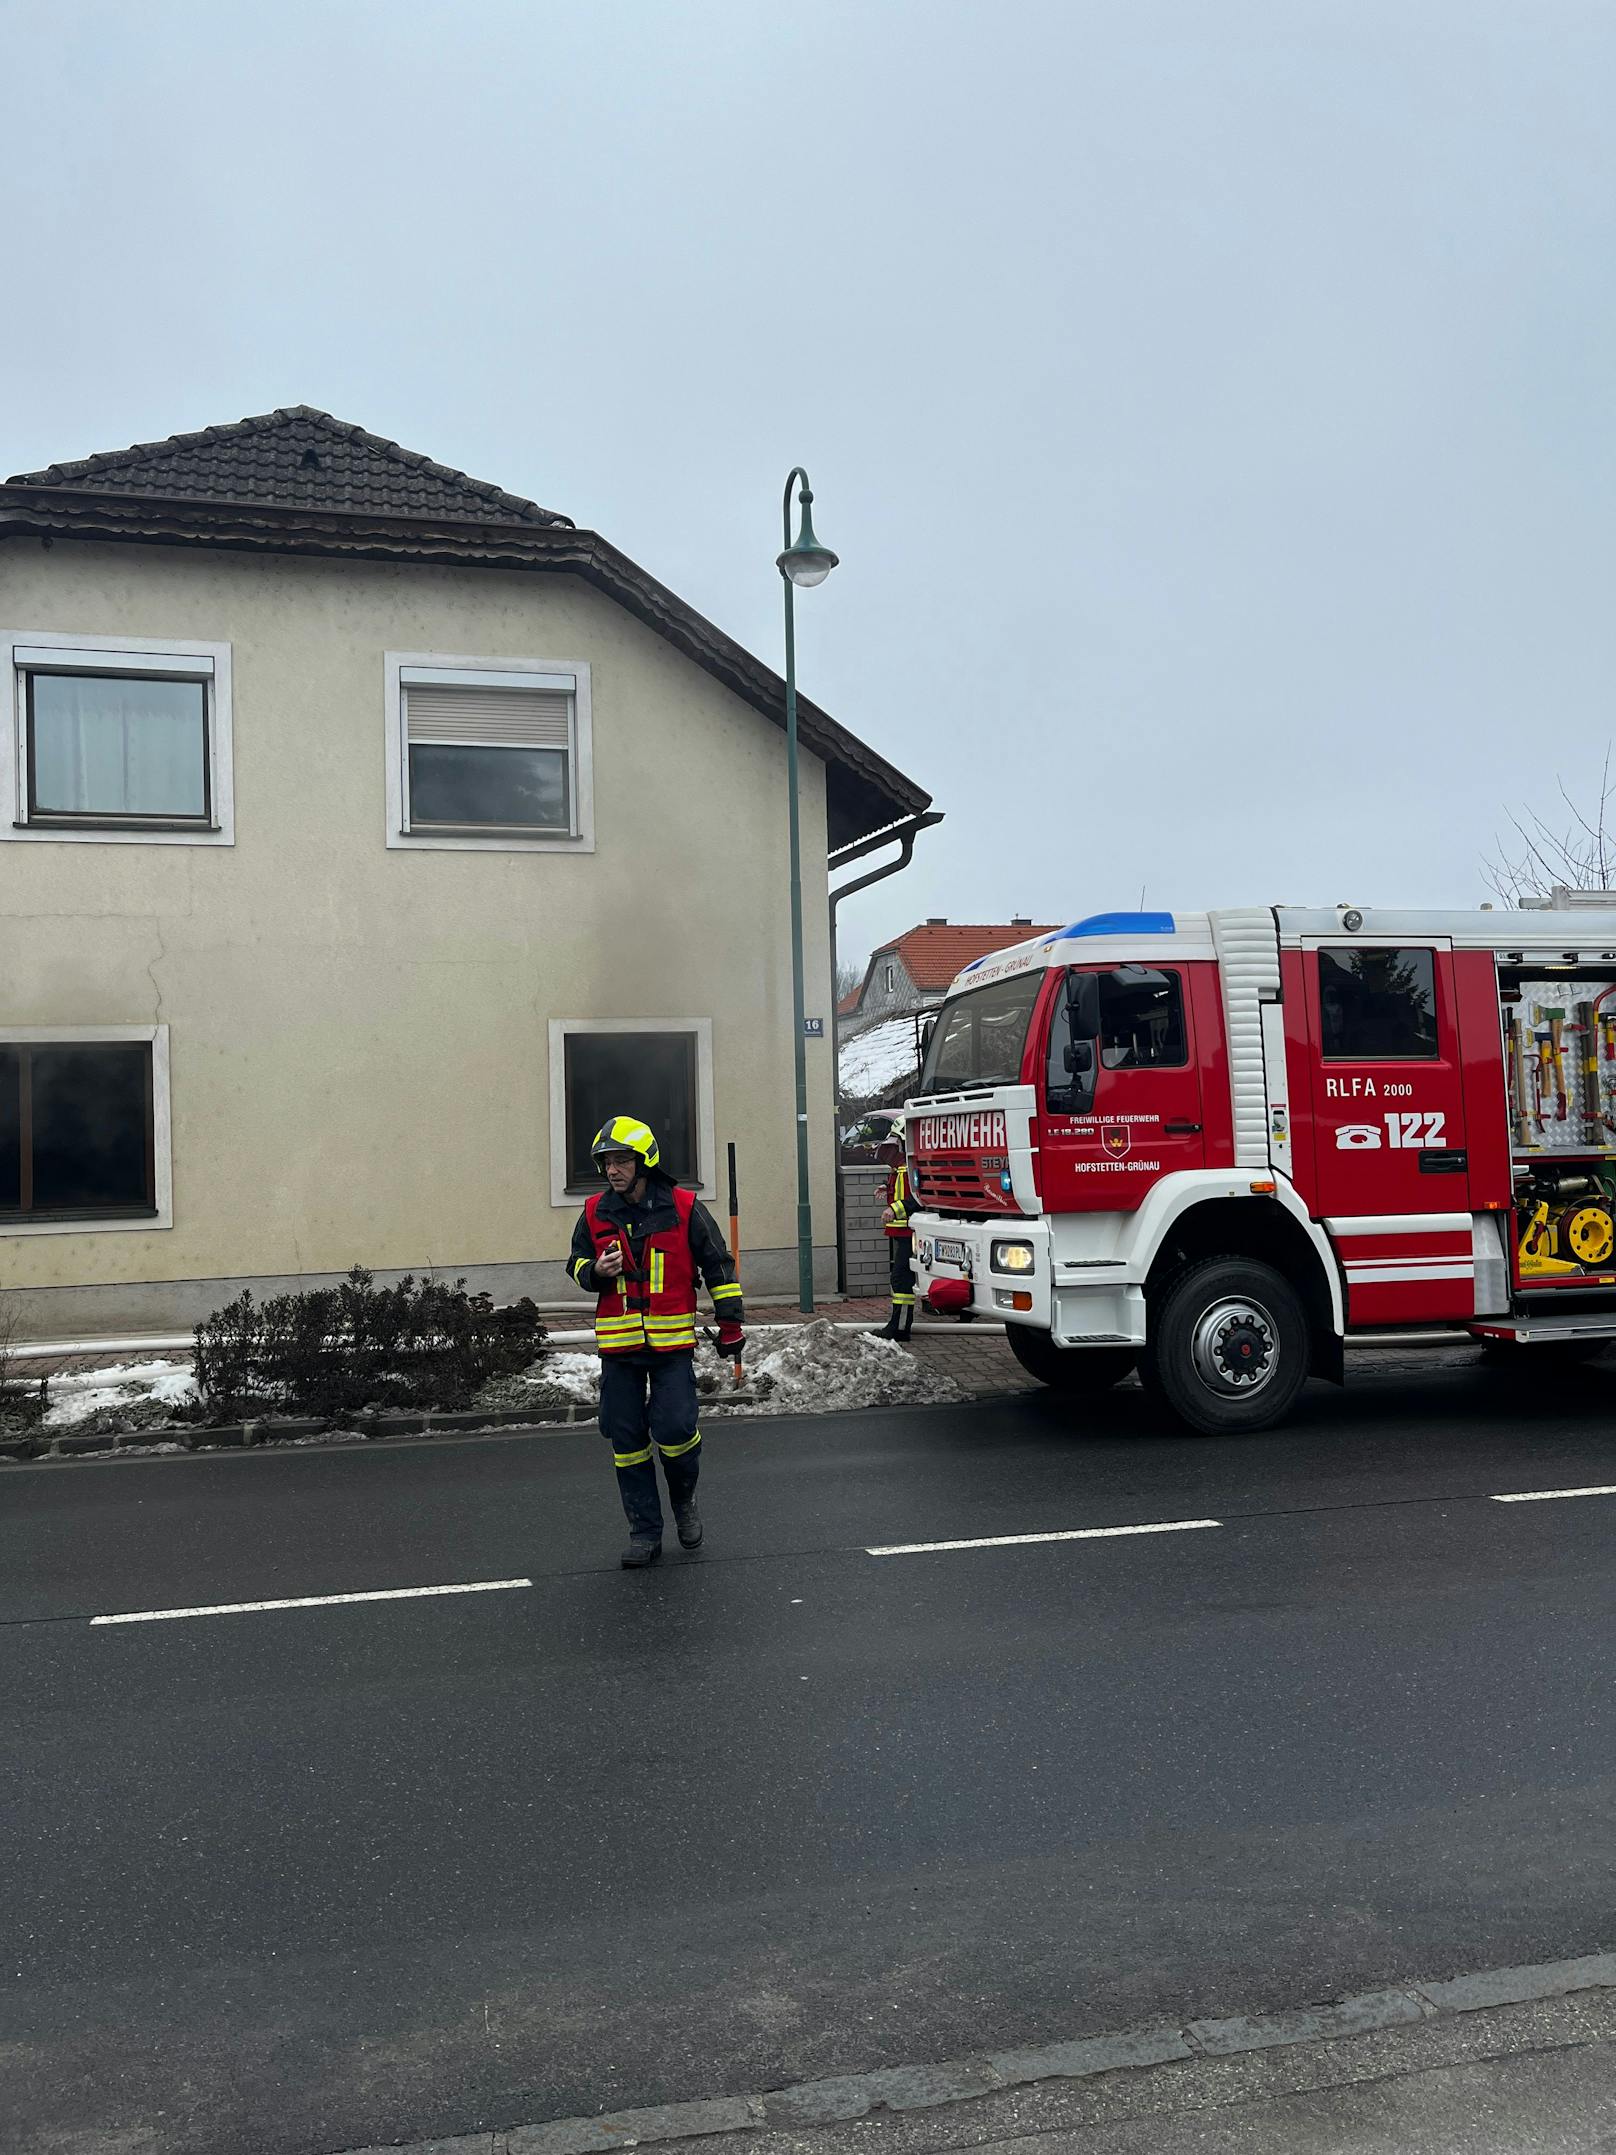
590;1116;661;1171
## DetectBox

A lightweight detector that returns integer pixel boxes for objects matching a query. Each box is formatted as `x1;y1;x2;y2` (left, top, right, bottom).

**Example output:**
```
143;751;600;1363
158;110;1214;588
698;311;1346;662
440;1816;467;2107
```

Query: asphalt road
5;1350;1616;2155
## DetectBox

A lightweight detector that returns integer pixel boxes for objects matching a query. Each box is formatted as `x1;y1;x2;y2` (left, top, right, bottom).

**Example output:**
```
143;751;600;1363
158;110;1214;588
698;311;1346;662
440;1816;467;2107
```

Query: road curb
327;1945;1616;2155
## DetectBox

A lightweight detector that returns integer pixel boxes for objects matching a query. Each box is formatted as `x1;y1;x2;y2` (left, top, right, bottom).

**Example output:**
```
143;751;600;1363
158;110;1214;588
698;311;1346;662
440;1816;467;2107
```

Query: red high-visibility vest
585;1186;700;1354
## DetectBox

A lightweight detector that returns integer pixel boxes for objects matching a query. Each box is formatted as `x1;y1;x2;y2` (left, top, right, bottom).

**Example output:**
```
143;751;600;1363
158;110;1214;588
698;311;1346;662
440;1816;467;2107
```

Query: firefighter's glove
717;1323;745;1363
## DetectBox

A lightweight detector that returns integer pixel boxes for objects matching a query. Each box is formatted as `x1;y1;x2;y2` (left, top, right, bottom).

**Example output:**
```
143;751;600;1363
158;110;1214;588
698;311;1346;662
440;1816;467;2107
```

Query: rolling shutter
405;682;571;749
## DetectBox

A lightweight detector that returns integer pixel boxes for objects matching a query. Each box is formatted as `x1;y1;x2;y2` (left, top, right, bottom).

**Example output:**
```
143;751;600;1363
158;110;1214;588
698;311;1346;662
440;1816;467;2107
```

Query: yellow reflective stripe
892;1293;917;1306
657;1430;702;1459
650;1250;665;1294
571;1255;592;1283
711;1281;742;1300
646;1313;698;1330
613;1446;653;1468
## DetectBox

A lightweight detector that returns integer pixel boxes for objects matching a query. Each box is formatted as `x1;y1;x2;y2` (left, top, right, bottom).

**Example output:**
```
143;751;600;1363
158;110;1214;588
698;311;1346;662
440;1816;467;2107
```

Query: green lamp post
778;467;839;1312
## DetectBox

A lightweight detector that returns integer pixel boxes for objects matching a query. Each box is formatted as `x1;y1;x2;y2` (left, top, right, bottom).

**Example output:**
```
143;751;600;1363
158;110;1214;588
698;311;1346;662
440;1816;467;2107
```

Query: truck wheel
1141;1257;1310;1433
1005;1325;1136;1393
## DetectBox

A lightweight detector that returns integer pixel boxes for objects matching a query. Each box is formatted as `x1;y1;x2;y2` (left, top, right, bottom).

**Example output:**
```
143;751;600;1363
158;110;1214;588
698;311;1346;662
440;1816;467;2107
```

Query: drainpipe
827;811;945;1290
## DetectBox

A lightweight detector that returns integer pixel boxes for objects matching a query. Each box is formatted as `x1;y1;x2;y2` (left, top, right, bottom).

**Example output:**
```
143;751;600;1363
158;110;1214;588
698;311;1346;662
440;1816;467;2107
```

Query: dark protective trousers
888;1232;916;1338
598;1349;702;1541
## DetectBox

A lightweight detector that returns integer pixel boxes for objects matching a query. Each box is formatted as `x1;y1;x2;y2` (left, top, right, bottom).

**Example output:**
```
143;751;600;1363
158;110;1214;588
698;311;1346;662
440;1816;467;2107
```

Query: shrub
192;1268;547;1421
0;1301;46;1430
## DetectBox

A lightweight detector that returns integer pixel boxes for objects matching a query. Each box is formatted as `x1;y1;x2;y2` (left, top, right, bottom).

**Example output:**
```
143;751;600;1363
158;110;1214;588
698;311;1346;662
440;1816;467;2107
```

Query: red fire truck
903;904;1616;1431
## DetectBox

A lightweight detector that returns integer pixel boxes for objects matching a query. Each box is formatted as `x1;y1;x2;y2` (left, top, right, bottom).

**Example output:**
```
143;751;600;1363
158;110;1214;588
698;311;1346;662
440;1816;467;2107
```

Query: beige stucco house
0;408;932;1333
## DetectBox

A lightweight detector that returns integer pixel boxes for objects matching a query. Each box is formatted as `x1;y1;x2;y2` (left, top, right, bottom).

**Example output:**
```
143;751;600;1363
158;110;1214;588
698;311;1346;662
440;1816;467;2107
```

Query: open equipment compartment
1497;959;1616;1293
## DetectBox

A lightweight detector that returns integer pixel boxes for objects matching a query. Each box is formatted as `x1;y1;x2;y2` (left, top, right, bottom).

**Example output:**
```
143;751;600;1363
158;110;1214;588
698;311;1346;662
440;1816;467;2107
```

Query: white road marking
866;1520;1221;1557
1490;1485;1616;1506
90;1578;533;1625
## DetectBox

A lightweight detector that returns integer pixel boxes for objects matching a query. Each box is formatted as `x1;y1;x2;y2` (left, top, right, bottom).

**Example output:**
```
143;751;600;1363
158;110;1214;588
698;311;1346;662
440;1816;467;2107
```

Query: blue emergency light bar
1057;911;1176;938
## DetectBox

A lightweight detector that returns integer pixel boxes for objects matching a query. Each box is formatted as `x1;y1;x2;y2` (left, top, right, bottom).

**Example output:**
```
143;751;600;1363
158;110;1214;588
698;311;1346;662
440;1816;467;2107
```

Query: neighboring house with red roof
842;918;1055;1032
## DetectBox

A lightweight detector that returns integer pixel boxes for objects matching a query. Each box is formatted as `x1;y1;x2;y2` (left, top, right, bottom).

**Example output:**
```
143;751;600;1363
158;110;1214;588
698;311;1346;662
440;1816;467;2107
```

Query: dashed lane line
1490;1483;1616;1505
89;1578;533;1625
866;1520;1222;1557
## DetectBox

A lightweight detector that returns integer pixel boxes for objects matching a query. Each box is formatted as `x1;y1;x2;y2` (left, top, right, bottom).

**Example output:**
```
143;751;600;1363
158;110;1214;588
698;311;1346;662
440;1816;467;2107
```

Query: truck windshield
918;973;1044;1093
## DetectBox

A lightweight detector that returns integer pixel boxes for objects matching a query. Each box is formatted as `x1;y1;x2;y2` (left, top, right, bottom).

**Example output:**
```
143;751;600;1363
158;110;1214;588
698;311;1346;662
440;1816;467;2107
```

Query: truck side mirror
1066;1039;1094;1076
1065;971;1100;1038
920;1018;935;1061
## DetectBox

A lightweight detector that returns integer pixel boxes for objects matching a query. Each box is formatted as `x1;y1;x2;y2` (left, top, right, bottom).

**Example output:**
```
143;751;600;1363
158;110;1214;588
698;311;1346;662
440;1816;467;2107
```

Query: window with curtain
27;672;210;824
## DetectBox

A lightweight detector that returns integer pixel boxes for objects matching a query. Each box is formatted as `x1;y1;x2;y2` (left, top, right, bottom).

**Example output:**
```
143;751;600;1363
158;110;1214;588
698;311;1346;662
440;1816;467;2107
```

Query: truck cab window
919;973;1043;1093
1046;968;1184;1107
1318;948;1438;1059
1098;968;1185;1069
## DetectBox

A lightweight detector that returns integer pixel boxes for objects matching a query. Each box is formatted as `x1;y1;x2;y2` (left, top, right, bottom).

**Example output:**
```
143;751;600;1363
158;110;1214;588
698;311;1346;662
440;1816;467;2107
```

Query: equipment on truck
899;902;1616;1435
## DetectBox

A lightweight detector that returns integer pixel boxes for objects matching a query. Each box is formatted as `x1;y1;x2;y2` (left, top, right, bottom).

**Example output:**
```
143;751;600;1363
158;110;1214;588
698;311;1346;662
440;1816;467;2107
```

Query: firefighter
875;1126;917;1341
569;1116;744;1567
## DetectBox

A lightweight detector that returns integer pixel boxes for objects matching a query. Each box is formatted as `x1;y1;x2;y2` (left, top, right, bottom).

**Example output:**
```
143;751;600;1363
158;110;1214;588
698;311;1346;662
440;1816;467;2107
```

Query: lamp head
778;483;838;589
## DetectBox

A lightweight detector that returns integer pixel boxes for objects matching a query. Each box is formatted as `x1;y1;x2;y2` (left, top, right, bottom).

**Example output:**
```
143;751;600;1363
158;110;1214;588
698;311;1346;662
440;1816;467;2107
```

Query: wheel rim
1189;1296;1279;1398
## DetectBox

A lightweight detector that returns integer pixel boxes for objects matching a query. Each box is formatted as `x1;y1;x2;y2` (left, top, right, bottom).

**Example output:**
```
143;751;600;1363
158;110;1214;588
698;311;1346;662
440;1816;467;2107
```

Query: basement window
0;1028;172;1233
385;655;594;853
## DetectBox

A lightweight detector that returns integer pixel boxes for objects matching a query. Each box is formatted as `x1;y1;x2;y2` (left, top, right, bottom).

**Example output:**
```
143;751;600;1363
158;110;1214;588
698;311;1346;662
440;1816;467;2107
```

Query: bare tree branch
1485;750;1616;901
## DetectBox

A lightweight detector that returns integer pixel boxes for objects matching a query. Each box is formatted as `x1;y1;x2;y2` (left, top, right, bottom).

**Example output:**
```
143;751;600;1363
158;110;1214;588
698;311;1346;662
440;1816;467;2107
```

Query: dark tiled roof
7;406;571;527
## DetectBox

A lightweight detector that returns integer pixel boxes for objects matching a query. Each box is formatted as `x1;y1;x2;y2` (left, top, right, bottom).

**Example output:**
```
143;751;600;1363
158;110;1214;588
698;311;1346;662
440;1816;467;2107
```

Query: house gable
0;408;927;851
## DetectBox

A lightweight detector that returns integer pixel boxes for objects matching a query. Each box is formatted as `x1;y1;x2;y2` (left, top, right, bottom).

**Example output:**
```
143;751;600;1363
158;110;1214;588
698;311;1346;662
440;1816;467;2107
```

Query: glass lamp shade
777;544;838;588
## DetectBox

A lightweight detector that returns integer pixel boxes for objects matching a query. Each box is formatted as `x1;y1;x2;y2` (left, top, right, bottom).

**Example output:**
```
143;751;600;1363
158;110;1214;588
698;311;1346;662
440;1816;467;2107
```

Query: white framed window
548;1018;715;1207
0;1024;172;1235
883;961;897;993
384;652;594;853
1;631;233;846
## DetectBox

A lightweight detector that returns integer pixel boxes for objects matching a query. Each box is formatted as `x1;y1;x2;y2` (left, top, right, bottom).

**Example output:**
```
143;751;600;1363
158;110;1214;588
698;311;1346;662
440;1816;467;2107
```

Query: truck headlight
991;1240;1034;1274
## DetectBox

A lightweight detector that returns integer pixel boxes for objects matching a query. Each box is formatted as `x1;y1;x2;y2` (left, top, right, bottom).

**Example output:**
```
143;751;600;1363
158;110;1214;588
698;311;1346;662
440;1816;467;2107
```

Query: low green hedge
192;1267;547;1420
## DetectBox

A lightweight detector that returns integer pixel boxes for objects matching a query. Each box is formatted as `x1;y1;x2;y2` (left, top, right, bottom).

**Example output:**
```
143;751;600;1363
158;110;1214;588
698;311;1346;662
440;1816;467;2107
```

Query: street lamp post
777;467;839;1313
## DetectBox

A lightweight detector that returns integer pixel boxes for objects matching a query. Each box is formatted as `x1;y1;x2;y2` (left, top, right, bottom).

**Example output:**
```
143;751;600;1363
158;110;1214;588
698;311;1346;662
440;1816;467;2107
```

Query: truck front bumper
911;1215;1052;1325
911;1214;1147;1346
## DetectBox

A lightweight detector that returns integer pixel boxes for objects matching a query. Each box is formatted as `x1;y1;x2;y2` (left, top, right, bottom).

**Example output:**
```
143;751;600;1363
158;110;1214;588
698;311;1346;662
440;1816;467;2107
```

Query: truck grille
910;1159;1016;1214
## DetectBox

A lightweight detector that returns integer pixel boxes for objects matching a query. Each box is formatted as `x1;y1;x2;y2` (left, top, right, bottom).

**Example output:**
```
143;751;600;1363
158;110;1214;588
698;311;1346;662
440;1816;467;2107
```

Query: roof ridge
6;406;572;527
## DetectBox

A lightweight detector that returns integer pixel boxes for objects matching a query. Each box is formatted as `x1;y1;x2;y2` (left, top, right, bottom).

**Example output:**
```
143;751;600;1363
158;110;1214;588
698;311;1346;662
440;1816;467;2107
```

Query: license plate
933;1238;968;1267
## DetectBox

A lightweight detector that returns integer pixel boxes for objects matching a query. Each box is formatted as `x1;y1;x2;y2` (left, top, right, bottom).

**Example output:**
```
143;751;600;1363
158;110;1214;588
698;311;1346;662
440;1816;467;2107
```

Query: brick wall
841;1165;891;1296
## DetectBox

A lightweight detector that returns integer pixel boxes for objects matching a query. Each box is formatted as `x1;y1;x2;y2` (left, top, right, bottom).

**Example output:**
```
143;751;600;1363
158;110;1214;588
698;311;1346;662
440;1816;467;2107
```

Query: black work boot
674;1498;704;1550
620;1535;662;1568
872;1315;900;1340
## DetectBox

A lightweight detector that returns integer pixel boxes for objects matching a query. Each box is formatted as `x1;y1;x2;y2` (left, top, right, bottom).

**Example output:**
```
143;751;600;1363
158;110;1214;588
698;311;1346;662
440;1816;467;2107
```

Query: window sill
0;1207;166;1236
400;825;580;841
16;819;220;835
392;824;595;857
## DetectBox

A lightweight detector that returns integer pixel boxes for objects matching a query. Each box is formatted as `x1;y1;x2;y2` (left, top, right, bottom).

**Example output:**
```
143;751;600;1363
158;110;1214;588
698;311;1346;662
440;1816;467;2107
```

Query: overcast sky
3;0;1612;967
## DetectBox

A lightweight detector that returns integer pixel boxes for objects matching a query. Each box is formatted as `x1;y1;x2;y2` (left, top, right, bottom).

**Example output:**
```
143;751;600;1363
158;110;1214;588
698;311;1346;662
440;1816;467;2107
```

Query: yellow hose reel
1560;1203;1616;1267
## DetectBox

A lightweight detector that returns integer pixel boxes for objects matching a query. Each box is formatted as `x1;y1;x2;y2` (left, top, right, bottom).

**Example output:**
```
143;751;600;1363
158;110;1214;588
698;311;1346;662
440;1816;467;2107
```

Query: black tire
1005;1325;1136;1393
1140;1256;1310;1434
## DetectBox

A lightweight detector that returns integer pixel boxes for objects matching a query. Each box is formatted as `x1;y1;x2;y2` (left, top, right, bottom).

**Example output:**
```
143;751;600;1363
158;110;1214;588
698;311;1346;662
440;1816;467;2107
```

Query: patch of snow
732;1320;961;1415
45;1358;197;1428
839;1015;921;1100
523;1352;600;1405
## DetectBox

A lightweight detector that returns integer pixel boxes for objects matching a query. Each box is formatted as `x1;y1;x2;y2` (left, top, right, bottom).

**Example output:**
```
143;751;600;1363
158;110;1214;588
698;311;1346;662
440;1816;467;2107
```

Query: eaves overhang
0;483;931;852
